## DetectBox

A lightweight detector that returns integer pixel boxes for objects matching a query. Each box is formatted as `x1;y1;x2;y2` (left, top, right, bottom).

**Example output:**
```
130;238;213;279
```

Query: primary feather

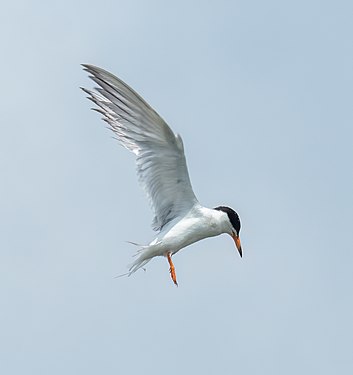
81;64;198;231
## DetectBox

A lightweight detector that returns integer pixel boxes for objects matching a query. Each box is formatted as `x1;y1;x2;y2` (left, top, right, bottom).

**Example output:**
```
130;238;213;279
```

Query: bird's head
213;206;242;257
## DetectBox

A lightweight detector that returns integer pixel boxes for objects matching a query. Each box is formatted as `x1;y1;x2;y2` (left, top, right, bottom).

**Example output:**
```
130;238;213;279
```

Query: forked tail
126;243;153;276
115;242;160;278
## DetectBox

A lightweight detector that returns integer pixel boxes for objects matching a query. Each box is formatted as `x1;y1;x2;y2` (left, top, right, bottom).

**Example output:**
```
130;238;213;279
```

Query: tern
82;64;242;285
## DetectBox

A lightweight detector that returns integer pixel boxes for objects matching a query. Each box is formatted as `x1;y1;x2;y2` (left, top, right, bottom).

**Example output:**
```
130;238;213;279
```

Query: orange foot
166;252;178;286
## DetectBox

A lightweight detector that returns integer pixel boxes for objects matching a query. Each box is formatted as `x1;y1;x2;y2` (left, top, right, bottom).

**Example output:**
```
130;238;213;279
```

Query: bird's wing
82;64;198;231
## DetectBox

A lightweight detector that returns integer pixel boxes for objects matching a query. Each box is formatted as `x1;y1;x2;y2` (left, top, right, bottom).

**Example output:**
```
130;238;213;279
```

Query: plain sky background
1;0;352;374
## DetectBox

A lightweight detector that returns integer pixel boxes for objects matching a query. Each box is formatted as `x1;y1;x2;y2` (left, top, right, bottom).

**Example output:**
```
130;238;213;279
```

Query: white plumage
82;64;242;285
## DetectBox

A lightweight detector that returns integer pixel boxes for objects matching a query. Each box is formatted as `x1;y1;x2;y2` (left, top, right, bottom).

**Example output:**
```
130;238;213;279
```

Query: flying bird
81;64;242;285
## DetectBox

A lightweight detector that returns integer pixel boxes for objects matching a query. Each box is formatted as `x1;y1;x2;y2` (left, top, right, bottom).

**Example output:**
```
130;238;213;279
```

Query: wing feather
82;64;198;231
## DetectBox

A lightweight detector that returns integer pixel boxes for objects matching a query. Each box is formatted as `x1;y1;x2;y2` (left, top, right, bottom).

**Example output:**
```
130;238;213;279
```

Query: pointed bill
231;233;242;257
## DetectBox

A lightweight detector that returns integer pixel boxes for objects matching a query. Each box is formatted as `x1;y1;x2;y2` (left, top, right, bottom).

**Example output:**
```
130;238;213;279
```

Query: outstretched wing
82;64;198;231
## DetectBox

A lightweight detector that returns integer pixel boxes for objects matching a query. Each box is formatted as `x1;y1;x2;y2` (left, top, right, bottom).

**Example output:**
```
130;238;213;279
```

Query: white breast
156;205;229;254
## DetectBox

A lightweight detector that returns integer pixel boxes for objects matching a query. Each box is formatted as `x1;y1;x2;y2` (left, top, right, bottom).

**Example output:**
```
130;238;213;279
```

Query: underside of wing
82;64;198;231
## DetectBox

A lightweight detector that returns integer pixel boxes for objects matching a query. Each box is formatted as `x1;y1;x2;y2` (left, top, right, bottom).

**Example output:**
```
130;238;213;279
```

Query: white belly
155;206;226;254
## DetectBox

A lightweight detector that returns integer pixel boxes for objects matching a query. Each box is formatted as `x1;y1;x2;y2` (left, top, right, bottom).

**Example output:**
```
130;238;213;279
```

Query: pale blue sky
1;0;352;374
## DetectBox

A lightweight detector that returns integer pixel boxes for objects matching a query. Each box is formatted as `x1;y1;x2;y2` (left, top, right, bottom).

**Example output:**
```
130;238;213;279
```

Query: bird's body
82;64;242;285
129;205;233;273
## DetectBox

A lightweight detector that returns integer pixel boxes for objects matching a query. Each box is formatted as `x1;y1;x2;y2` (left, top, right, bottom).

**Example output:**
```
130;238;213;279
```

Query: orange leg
166;252;178;286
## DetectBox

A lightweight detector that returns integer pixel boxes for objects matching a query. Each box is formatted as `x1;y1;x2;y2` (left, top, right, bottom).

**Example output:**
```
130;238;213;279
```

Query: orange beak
231;232;242;257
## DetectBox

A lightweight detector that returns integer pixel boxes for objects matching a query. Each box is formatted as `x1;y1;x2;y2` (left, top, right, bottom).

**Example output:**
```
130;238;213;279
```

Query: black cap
213;206;241;234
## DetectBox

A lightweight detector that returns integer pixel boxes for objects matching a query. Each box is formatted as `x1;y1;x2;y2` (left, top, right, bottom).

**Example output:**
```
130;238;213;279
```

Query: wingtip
81;63;102;72
81;64;96;74
80;86;90;94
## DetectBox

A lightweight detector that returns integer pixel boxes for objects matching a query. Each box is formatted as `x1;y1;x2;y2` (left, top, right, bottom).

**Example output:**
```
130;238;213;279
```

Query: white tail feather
115;241;163;278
